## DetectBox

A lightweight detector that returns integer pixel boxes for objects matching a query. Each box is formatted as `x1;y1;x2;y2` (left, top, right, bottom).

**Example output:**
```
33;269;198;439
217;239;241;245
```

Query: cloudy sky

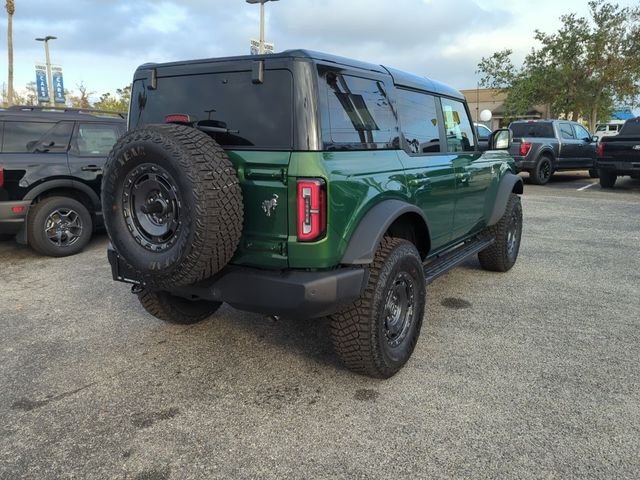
1;0;637;100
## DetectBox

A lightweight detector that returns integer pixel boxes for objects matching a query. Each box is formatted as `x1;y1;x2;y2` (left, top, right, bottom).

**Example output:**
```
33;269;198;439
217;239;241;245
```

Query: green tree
94;84;130;112
67;82;94;108
478;1;640;129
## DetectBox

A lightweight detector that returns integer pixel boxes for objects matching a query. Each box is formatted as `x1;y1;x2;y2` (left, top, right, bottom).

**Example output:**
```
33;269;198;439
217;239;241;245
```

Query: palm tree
6;0;15;107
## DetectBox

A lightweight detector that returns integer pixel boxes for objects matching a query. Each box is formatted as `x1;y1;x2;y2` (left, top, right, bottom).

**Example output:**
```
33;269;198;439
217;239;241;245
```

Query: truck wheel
27;196;93;257
478;193;522;272
102;124;243;288
598;170;617;188
530;155;553;185
329;237;426;378
137;288;221;324
588;169;599;178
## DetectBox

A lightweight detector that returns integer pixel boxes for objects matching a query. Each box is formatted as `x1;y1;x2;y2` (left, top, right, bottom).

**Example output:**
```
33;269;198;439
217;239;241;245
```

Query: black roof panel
134;49;465;100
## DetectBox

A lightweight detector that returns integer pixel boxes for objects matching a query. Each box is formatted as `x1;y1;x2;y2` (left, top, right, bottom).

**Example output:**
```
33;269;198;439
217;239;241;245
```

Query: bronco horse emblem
261;194;279;217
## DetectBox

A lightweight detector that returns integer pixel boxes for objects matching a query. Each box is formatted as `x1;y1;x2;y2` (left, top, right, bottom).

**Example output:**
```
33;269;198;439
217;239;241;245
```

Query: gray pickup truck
596;117;640;188
509;120;598;185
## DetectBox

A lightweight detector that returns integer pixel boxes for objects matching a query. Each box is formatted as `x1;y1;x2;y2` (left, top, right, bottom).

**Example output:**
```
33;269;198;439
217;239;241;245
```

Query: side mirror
591;135;599;143
489;128;512;150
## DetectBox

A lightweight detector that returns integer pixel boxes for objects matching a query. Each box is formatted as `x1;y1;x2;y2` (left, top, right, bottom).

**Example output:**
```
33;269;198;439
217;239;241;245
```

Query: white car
594;121;625;141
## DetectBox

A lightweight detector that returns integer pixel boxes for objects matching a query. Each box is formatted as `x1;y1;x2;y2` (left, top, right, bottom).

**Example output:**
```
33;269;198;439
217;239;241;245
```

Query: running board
423;236;495;284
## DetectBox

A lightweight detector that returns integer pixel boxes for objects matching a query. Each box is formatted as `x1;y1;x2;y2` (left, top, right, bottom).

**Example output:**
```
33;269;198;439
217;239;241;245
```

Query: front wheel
329;238;426;378
137;288;222;324
598;170;617;188
478;193;522;272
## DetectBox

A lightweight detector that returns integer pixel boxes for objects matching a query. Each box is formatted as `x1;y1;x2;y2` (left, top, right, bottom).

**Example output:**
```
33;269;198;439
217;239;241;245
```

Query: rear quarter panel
287;150;408;269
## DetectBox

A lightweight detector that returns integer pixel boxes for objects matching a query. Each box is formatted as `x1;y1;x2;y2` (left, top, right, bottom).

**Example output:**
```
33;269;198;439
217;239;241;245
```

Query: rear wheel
530;156;553;185
598;170;617;188
27;196;92;257
329;238;426;378
137;288;221;324
478;193;522;272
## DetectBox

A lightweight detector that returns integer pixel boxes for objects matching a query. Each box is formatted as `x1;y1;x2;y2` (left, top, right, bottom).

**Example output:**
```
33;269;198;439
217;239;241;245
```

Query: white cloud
0;0;637;104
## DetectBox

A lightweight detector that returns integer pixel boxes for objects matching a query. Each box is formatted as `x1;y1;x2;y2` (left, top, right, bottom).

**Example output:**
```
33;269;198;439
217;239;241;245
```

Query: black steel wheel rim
506;208;520;258
383;272;416;348
540;159;552;181
45;208;83;247
122;163;182;252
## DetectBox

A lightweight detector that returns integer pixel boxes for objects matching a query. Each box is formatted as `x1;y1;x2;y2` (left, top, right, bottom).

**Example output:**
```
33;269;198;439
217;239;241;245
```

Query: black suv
0;106;126;256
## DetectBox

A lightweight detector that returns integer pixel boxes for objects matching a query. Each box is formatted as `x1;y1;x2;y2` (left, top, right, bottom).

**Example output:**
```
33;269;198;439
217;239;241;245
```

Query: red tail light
0;167;4;188
297;179;326;242
520;142;532;157
165;114;191;124
596;142;605;157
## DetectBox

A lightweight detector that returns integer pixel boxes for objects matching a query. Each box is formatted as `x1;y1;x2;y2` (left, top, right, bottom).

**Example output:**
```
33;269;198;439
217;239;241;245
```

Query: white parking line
577;182;597;191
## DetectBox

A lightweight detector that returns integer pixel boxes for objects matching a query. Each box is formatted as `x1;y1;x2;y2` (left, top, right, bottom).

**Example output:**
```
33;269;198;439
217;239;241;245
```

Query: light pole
246;0;279;54
35;35;57;106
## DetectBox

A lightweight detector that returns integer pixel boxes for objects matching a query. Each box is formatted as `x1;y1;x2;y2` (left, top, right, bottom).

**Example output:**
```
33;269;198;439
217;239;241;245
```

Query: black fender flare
341;200;430;265
23;179;101;210
487;173;523;226
537;147;556;162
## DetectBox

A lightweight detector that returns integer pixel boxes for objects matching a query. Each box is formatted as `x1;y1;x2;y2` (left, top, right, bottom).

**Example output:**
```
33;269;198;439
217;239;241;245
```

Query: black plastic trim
487;174;523;226
341;200;430;265
108;247;367;319
23;179;101;210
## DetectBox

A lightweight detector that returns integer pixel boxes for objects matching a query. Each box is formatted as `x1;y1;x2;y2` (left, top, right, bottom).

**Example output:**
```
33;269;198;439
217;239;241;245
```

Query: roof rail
7;105;127;119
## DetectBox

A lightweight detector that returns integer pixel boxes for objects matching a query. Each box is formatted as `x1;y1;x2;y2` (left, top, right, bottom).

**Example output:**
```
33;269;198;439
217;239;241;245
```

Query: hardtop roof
136;49;465;100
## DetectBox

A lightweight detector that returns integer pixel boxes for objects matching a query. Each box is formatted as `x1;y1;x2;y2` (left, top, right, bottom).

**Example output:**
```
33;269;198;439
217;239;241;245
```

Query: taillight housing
520;142;532;157
297;178;326;242
0;167;4;188
596;142;605;157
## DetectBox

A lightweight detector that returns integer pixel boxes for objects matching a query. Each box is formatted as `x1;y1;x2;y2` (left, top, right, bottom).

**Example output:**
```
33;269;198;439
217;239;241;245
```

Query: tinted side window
130;69;293;149
560;123;575;140
440;98;475;152
396;89;441;154
2;121;56;153
71;123;122;156
573;124;591;141
39;121;74;152
319;70;398;149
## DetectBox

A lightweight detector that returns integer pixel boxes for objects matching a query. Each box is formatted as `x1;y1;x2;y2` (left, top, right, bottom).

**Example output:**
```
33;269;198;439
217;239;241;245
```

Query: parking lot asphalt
1;172;639;480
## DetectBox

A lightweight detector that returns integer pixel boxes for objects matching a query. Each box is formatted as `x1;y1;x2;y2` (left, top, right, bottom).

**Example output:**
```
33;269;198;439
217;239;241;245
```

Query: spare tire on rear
102;124;243;288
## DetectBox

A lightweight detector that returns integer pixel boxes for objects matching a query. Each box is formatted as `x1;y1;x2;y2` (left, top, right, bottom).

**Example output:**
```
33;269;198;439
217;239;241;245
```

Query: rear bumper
108;247;367;318
511;155;537;171
596;159;640;175
0;201;30;235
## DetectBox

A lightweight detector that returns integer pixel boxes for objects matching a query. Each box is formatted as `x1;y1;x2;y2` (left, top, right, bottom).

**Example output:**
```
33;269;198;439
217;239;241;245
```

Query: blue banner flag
52;67;65;104
35;65;49;103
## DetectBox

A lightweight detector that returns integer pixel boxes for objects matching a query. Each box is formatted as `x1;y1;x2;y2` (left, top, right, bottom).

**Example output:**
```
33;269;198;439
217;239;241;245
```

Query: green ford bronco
103;50;523;378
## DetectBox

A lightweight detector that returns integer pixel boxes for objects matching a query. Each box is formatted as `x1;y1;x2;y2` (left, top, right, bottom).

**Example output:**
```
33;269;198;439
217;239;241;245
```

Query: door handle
81;165;103;172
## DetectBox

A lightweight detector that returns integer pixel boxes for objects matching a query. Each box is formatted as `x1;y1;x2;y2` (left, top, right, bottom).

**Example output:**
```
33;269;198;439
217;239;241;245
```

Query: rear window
509;122;554;138
130;69;293;149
